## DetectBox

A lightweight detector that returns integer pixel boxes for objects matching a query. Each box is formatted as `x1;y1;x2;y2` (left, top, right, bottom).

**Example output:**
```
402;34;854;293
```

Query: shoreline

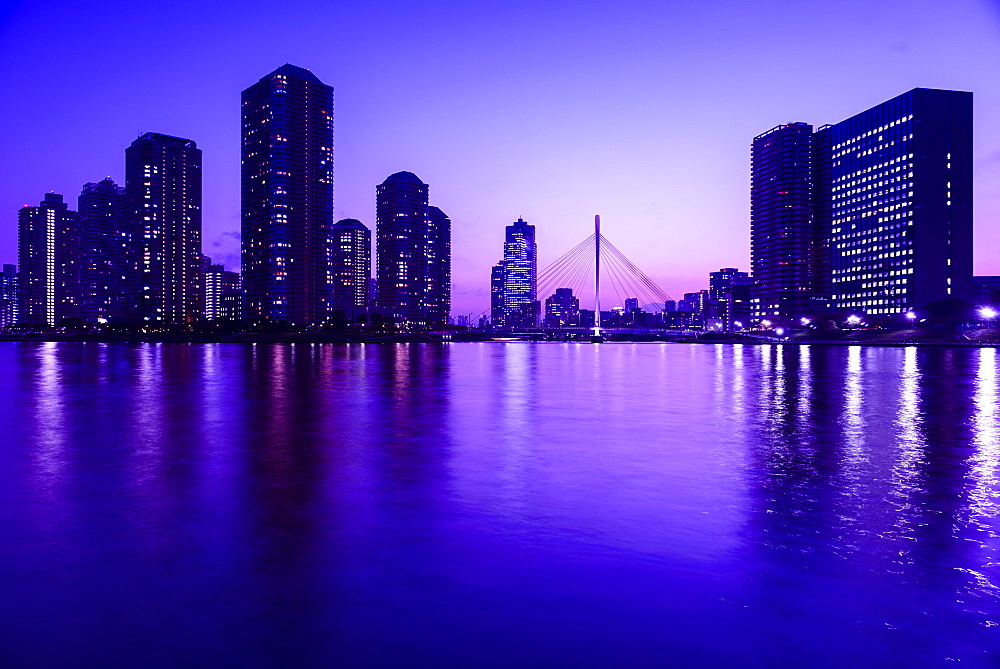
1;332;998;348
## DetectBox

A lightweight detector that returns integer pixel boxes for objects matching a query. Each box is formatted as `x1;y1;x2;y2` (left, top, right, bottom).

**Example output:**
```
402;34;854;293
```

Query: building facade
17;193;80;325
375;172;451;327
78;178;128;322
819;88;972;315
750;122;816;323
125;132;203;323
204;261;242;321
241;64;335;325
330;218;371;314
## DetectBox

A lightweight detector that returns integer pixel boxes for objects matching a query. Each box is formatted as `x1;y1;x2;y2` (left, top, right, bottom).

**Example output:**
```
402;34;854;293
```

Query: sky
1;0;998;317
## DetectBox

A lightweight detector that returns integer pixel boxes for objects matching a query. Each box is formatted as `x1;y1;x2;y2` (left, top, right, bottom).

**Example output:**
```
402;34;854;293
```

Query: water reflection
0;342;998;666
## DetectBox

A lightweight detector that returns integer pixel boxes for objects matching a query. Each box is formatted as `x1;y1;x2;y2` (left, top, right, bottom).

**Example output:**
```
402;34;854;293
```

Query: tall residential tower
375;172;451;327
17;193;80;325
241;64;335;325
78;178;128;322
125;132;203;323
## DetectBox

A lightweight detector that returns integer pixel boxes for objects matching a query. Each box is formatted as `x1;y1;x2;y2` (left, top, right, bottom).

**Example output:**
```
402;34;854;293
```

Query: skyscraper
241;64;335;325
78;178;127;322
125;132;203;323
750;123;815;323
818;88;972;314
501;217;538;328
426;206;452;326
330;218;371;313
0;264;18;327
375;172;451;327
17;193;80;325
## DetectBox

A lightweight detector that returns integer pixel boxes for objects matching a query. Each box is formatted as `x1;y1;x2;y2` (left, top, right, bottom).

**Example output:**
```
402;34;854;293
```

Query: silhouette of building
490;260;505;326
241;64;334;325
125;132;202;323
426;206;452;326
17;193;80;325
0;264;17;327
750;123;816;323
375;172;450;326
330;218;371;313
500;217;537;328
78;179;127;322
818;88;972;314
545;288;580;327
973;276;1000;307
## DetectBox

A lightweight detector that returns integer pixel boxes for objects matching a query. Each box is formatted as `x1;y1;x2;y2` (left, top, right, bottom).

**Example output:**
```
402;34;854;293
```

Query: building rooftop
265;64;324;84
333;218;369;230
382;171;426;186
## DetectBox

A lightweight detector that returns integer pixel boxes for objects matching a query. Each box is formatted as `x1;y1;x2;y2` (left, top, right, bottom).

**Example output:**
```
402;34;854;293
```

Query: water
0;342;997;667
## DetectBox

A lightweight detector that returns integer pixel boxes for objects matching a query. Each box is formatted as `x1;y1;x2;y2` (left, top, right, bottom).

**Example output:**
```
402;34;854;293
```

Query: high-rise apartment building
375;172;451;326
241;64;335;325
819;88;972;314
750;123;815;322
17;193;80;325
0;264;17;327
330;218;371;313
426;206;452;326
125;132;203;323
78;178;128;322
499;217;538;328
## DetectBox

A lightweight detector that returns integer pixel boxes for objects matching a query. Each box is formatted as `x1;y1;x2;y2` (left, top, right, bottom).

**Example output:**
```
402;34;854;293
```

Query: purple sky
1;0;998;317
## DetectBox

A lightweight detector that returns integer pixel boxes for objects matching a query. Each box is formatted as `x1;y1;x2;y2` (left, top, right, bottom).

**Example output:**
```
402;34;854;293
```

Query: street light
905;311;916;322
846;315;862;328
980;307;998;323
775;327;785;337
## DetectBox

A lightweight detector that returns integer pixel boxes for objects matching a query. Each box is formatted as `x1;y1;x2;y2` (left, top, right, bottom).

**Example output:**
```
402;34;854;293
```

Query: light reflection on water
0;341;998;667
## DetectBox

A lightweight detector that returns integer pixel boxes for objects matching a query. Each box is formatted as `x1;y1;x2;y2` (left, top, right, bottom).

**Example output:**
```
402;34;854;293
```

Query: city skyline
1;0;998;316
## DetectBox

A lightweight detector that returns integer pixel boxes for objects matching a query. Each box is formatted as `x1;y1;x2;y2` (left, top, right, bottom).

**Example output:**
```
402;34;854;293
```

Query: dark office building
819;88;972;314
501;217;538;328
241;64;335;325
710;268;752;331
973;276;1000;307
17;193;80;325
125;132;203;323
426;206;452;326
78;178;128;322
330;218;371;312
750;122;815;323
490;261;505;326
545;288;580;327
375;172;451;326
0;264;17;327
